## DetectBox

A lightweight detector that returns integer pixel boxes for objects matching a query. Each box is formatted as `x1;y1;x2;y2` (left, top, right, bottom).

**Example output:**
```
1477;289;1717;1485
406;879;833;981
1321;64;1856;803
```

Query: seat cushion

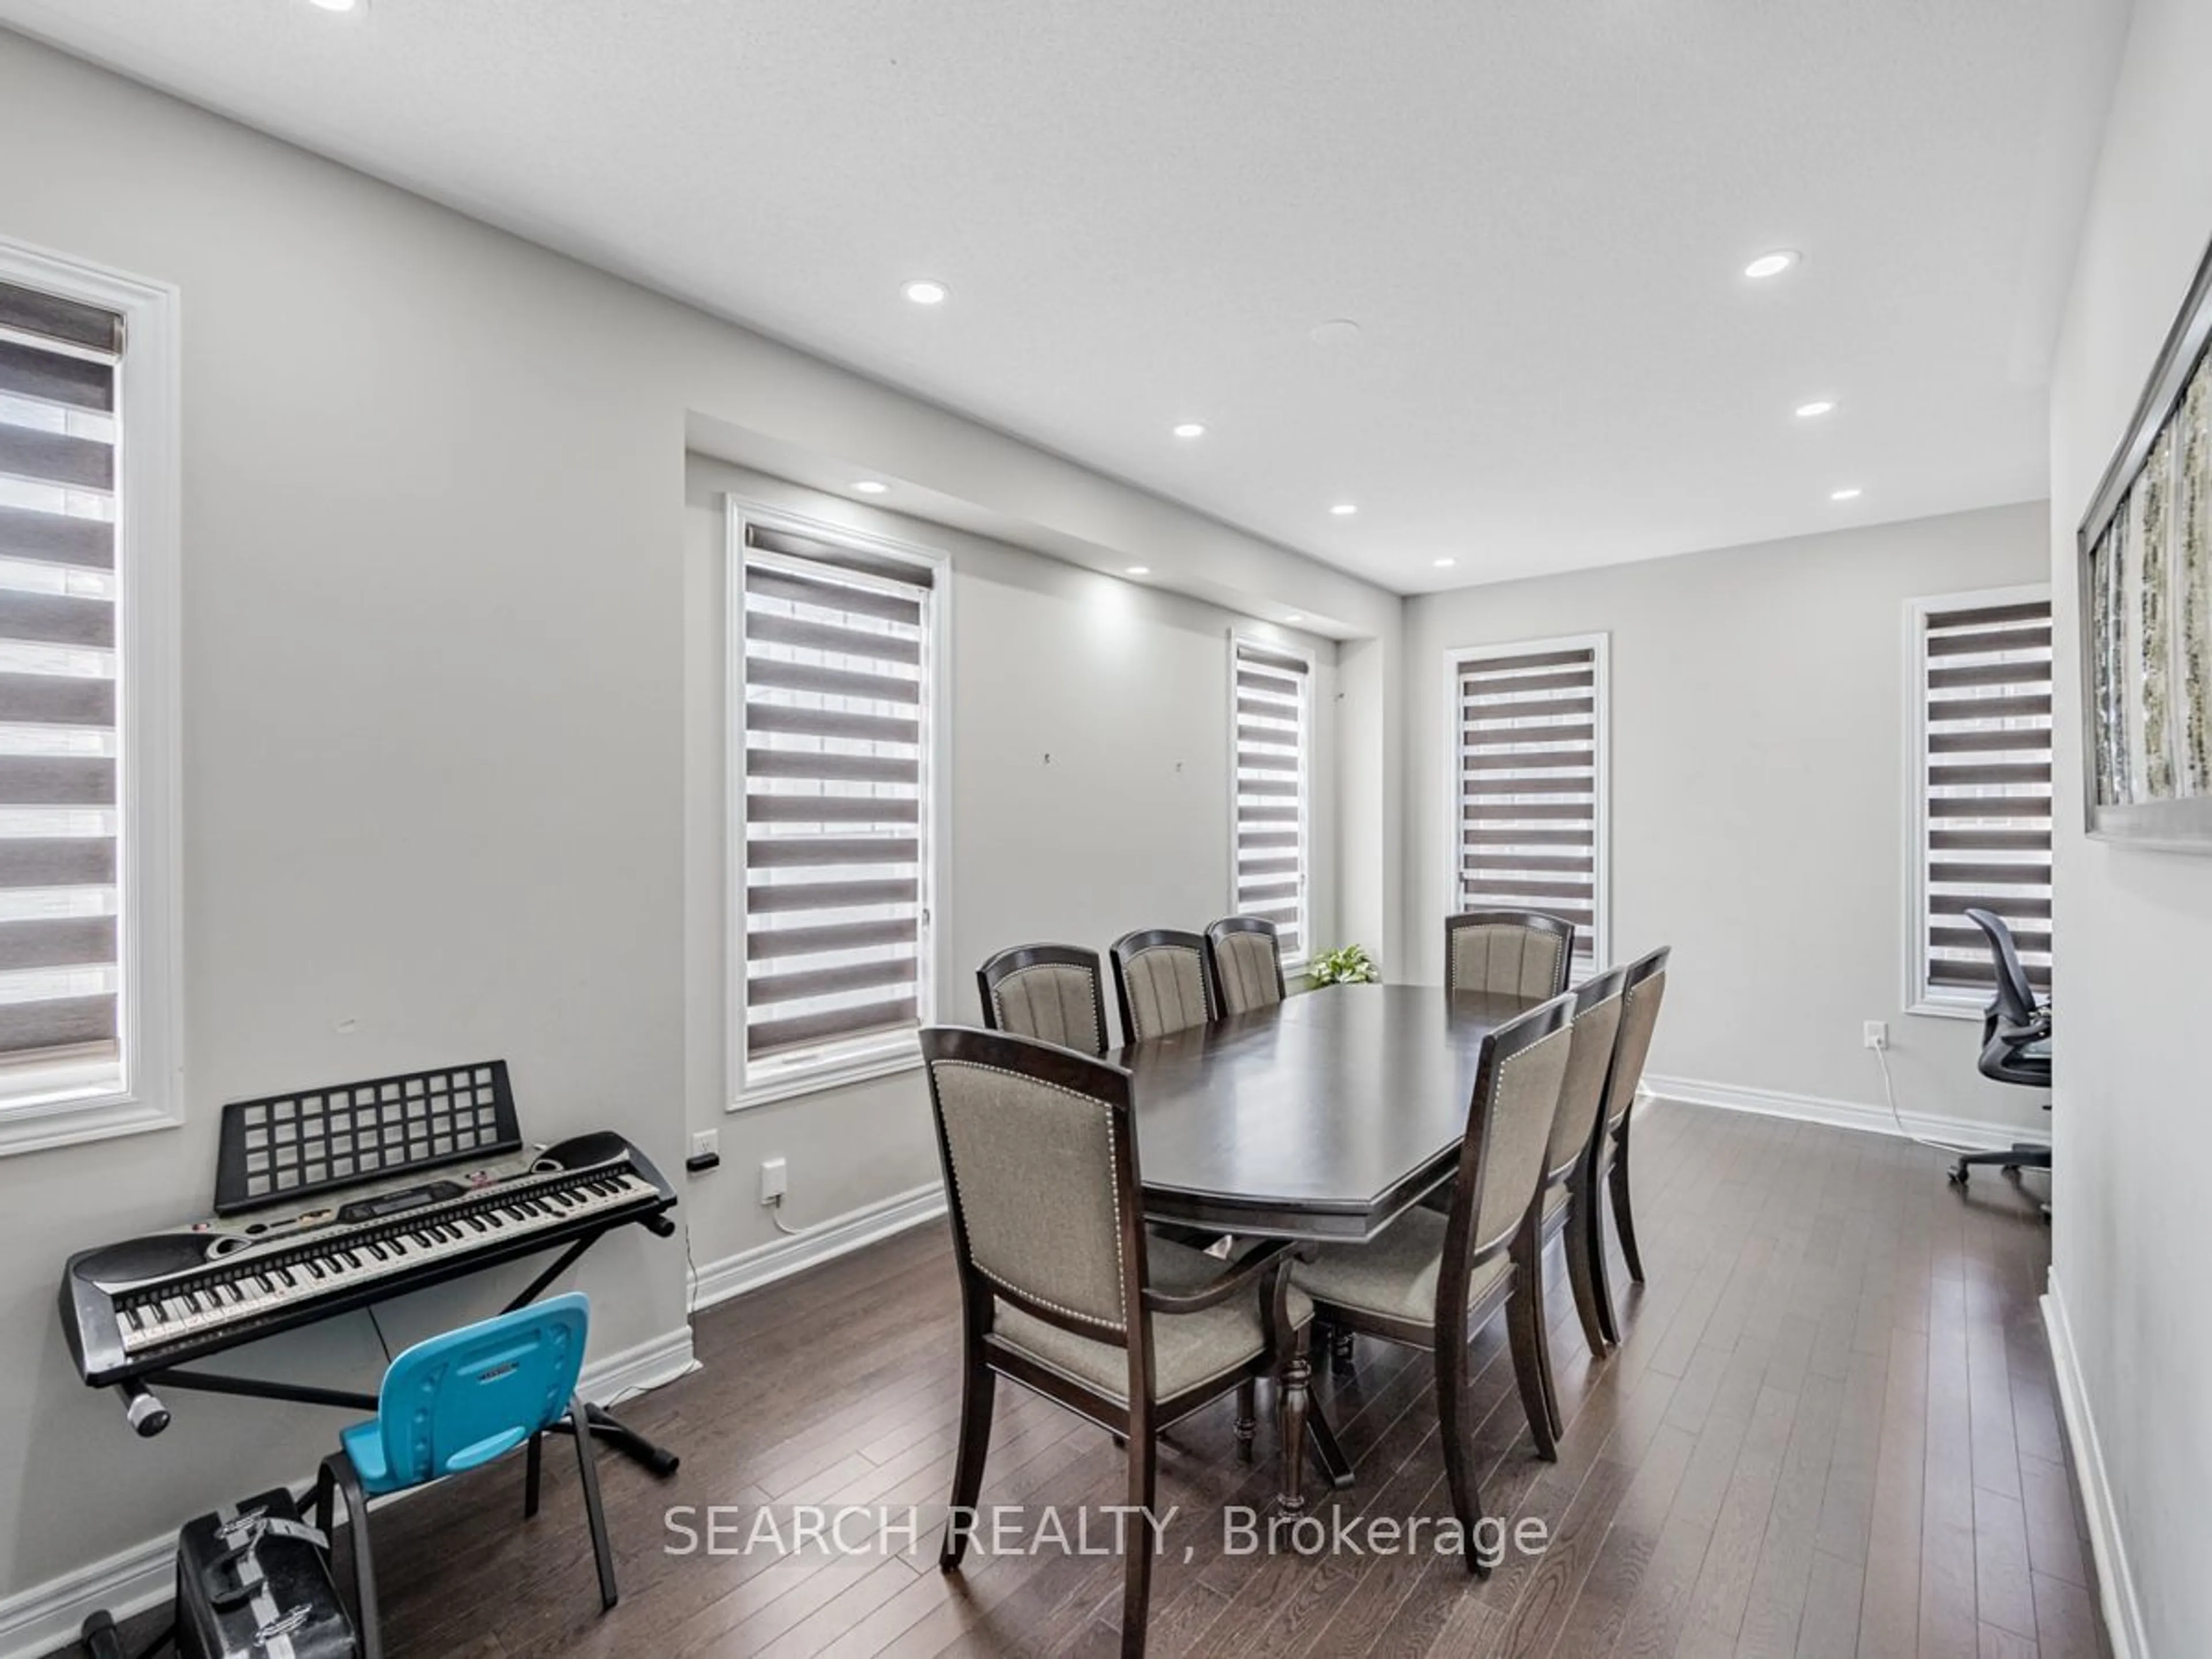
991;1238;1312;1403
1292;1206;1512;1327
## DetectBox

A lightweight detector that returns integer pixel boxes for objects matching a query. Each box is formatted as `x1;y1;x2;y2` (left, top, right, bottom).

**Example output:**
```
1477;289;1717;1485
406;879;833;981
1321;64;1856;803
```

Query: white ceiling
0;1;2131;594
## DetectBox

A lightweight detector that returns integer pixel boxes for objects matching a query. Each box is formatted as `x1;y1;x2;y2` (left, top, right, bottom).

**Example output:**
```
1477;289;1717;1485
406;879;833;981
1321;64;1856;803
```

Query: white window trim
1902;581;2052;1020
1440;632;1612;973
0;238;183;1158
724;498;951;1111
1226;629;1315;971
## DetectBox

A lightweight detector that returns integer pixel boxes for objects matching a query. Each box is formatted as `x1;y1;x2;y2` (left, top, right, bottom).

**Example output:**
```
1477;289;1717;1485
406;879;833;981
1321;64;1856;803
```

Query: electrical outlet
1863;1021;1889;1051
760;1157;789;1207
691;1130;719;1161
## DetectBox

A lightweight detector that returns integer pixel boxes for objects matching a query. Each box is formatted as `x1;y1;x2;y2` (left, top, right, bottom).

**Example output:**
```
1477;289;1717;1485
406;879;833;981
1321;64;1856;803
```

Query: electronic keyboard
60;1128;676;1390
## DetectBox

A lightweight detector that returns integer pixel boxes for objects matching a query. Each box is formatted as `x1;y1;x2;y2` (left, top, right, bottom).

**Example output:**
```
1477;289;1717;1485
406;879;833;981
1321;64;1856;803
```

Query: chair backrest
1599;946;1671;1134
1205;916;1286;1016
1543;963;1629;1186
1444;993;1578;1272
1109;928;1217;1042
1445;910;1575;1000
920;1026;1146;1348
1961;908;2041;1027
371;1293;589;1488
977;943;1112;1055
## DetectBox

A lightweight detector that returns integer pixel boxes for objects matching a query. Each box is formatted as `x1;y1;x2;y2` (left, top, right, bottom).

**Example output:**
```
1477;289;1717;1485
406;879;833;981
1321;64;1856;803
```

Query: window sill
1907;999;1985;1023
0;1092;181;1158
730;1041;925;1111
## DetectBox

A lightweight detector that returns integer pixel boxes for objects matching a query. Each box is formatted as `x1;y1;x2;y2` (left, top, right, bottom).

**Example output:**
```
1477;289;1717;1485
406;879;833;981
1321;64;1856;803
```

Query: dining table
1103;980;1544;1491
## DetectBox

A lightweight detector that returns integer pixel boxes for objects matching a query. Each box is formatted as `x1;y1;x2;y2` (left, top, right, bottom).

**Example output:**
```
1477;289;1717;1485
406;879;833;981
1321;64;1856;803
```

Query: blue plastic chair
313;1294;616;1658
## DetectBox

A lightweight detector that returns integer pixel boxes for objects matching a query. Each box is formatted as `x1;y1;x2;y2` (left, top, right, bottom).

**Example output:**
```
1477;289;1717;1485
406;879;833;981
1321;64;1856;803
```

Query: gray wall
0;29;1397;1613
1402;503;2052;1135
2047;0;2212;1650
681;457;1338;1267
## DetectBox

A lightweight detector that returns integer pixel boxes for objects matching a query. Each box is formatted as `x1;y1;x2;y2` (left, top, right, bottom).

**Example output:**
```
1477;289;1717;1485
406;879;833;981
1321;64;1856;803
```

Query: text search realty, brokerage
664;1504;1554;1569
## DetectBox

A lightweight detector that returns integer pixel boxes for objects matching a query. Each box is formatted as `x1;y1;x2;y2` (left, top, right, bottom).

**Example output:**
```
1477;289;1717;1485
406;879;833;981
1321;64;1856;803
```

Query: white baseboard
689;1181;945;1313
1642;1074;2051;1152
0;1321;696;1659
2042;1276;2150;1659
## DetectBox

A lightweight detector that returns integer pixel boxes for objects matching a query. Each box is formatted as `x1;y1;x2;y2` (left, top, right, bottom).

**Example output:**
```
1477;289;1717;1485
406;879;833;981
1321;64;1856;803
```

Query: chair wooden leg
524;1429;543;1518
1434;1324;1488;1578
1562;1179;1613;1359
328;1453;382;1659
1276;1351;1311;1515
940;1350;997;1571
1586;1170;1624;1349
1120;1411;1158;1659
1234;1379;1256;1461
1611;1122;1646;1284
1507;1223;1562;1457
1330;1327;1355;1374
568;1395;619;1612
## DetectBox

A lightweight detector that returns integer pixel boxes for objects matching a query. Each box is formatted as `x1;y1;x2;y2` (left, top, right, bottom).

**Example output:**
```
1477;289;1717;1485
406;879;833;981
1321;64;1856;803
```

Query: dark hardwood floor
65;1101;2108;1657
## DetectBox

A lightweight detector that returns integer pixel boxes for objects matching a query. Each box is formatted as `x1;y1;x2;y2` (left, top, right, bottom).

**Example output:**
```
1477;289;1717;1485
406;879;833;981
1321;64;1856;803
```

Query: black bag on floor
174;1487;360;1659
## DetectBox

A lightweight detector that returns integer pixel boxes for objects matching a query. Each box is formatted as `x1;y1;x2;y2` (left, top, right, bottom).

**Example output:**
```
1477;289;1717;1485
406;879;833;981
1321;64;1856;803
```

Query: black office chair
1946;907;2053;1188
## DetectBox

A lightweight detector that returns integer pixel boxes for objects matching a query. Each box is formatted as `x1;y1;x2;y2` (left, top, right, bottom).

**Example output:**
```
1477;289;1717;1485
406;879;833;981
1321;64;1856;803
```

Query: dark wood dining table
1108;982;1541;1243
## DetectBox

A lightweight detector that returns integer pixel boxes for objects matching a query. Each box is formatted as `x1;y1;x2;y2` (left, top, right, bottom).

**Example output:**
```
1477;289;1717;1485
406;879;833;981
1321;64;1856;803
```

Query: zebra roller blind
1232;641;1310;960
737;520;935;1079
0;280;126;1070
1916;595;2053;999
1453;638;1605;976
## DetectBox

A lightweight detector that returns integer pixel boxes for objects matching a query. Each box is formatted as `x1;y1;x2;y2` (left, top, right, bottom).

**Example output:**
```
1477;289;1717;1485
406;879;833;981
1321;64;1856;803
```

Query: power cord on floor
1872;1040;1982;1157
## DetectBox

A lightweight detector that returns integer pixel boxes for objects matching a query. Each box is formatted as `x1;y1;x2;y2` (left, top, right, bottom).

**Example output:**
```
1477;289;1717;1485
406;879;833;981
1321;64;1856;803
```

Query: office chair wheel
1948;1160;1969;1187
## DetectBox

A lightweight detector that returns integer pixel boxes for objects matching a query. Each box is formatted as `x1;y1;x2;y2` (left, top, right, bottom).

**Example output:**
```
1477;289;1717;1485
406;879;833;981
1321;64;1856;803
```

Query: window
0;245;179;1155
1230;638;1312;964
728;506;943;1104
1908;588;2053;1013
1447;635;1608;979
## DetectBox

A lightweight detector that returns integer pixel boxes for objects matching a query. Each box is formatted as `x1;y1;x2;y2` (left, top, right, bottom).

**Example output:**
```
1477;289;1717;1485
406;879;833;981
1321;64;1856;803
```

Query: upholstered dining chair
1205;916;1286;1016
921;1027;1312;1657
1109;928;1218;1041
1520;964;1631;1440
1586;945;1670;1347
1290;991;1576;1575
977;942;1112;1054
1444;909;1575;1000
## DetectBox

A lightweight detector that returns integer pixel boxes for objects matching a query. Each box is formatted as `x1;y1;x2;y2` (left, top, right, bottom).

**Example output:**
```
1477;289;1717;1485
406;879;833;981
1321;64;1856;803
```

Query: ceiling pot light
1433;557;1456;569
1126;565;1150;577
1172;422;1206;439
901;278;949;306
1743;251;1799;280
1309;318;1363;347
1831;486;1863;502
1329;503;1358;517
308;0;361;10
1285;613;1305;623
852;480;888;495
1795;399;1836;418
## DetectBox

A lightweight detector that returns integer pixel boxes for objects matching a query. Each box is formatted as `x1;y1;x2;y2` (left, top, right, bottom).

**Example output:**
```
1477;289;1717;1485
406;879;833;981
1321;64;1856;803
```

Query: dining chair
977;942;1113;1054
1444;909;1575;999
1586;945;1670;1347
1290;991;1577;1575
921;1026;1311;1656
1522;964;1631;1439
1205;916;1286;1016
1109;927;1218;1041
313;1294;614;1659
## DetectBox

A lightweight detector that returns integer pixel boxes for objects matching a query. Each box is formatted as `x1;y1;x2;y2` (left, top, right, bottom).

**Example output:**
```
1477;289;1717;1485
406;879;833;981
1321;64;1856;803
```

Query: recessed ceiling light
1285;613;1305;623
852;480;888;495
1830;486;1863;502
1172;422;1206;439
1329;503;1358;517
1126;565;1150;577
1433;557;1457;569
1310;318;1363;347
902;278;949;306
1743;251;1799;280
308;0;359;10
1795;399;1836;419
